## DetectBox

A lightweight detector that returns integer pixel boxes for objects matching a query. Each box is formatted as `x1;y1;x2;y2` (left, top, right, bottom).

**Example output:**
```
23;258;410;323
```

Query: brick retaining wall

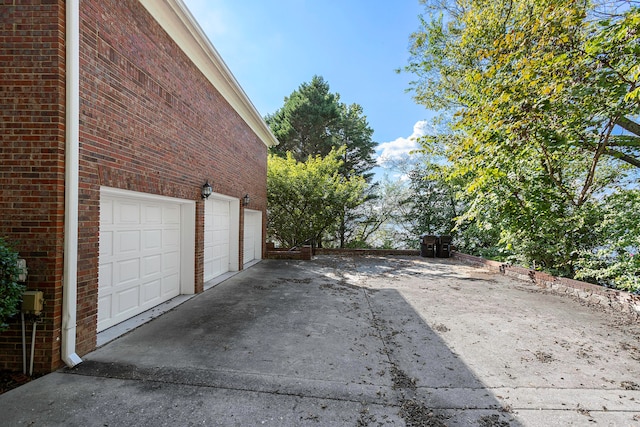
315;248;420;257
453;252;640;320
265;245;420;260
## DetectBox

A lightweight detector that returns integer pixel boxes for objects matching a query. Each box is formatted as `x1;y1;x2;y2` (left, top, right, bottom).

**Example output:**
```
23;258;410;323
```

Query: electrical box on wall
22;291;44;315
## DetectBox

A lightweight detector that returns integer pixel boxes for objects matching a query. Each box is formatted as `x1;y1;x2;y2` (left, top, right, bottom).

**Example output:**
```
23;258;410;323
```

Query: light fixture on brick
243;194;250;206
201;181;213;199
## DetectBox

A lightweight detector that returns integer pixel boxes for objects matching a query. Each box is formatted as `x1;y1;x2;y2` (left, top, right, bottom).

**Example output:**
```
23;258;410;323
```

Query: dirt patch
478;414;511;426
253;284;279;290
534;351;555;363
390;366;417;390
621;381;640;390
278;277;313;284
620;341;640;361
356;406;378;427
0;371;34;395
399;399;448;427
432;323;450;333
319;282;360;295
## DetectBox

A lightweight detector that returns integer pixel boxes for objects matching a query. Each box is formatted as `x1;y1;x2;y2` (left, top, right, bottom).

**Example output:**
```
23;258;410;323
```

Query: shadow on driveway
2;256;638;425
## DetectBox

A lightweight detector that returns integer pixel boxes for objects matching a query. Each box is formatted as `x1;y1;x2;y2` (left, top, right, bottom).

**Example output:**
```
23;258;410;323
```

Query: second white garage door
243;209;262;265
204;197;231;282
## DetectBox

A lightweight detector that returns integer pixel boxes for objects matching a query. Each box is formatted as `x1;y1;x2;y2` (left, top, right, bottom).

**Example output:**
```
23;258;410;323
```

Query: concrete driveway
1;256;639;426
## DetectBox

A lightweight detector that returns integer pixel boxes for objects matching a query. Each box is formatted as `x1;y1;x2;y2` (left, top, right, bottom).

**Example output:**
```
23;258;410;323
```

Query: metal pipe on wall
61;0;82;368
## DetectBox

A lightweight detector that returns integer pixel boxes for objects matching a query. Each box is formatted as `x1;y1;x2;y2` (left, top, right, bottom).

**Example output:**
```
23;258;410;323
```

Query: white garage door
204;198;231;282
243;210;262;265
98;193;182;332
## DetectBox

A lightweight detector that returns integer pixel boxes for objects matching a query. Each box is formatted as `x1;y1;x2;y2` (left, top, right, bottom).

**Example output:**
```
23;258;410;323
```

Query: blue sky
181;0;434;166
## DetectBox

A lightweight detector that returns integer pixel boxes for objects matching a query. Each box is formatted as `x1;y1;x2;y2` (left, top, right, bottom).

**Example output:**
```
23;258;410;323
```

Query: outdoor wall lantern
201;181;213;199
243;194;250;206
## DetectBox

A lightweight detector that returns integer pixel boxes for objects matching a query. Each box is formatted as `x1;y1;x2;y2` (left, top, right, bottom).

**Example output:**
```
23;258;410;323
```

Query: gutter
61;0;83;368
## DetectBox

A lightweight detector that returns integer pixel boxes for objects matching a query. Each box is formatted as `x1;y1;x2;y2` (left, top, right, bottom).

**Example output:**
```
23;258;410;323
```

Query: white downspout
62;0;83;368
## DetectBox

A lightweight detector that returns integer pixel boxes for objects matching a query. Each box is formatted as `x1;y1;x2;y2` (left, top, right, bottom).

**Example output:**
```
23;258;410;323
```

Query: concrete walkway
1;256;639;426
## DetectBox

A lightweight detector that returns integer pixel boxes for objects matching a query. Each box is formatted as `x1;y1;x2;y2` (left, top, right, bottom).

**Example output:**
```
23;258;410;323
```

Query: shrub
0;238;26;331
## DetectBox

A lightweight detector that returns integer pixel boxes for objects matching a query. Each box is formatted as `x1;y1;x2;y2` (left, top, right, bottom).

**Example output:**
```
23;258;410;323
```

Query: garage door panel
210;258;222;276
117;286;140;313
144;205;162;224
142;254;162;277
213;221;228;231
203;197;232;282
141;279;161;303
99;263;113;289
213;242;229;258
203;261;214;280
163;228;180;247
162;274;179;295
101;199;114;224
98;296;112;322
213;246;229;259
213;229;228;242
118;258;140;284
203;245;214;258
163;251;179;270
100;230;113;257
143;229;162;250
117;230;141;253
118;202;140;224
163;205;181;223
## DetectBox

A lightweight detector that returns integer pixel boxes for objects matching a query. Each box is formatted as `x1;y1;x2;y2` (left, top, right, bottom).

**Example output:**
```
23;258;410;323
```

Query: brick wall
0;0;66;373
316;248;421;257
0;0;269;373
74;0;268;358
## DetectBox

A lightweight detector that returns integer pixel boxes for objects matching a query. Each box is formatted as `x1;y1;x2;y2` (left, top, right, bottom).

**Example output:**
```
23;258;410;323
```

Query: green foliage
267;148;367;248
266;76;377;179
404;162;457;237
401;0;640;290
334;102;377;180
0;238;26;331
342;178;412;249
574;190;640;293
267;76;340;161
266;76;377;247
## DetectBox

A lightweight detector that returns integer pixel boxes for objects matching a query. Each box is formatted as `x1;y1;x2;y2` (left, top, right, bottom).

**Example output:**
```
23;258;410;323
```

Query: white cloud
376;120;431;166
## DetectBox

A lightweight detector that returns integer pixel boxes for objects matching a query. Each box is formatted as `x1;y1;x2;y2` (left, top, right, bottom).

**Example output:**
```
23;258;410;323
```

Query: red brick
1;0;268;373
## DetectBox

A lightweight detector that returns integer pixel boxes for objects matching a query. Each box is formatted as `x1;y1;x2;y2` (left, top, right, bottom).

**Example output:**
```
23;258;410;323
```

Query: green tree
267;76;340;161
267;148;367;248
404;162;457;236
402;0;638;279
266;76;377;248
334;102;377;179
574;190;640;293
266;76;377;177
